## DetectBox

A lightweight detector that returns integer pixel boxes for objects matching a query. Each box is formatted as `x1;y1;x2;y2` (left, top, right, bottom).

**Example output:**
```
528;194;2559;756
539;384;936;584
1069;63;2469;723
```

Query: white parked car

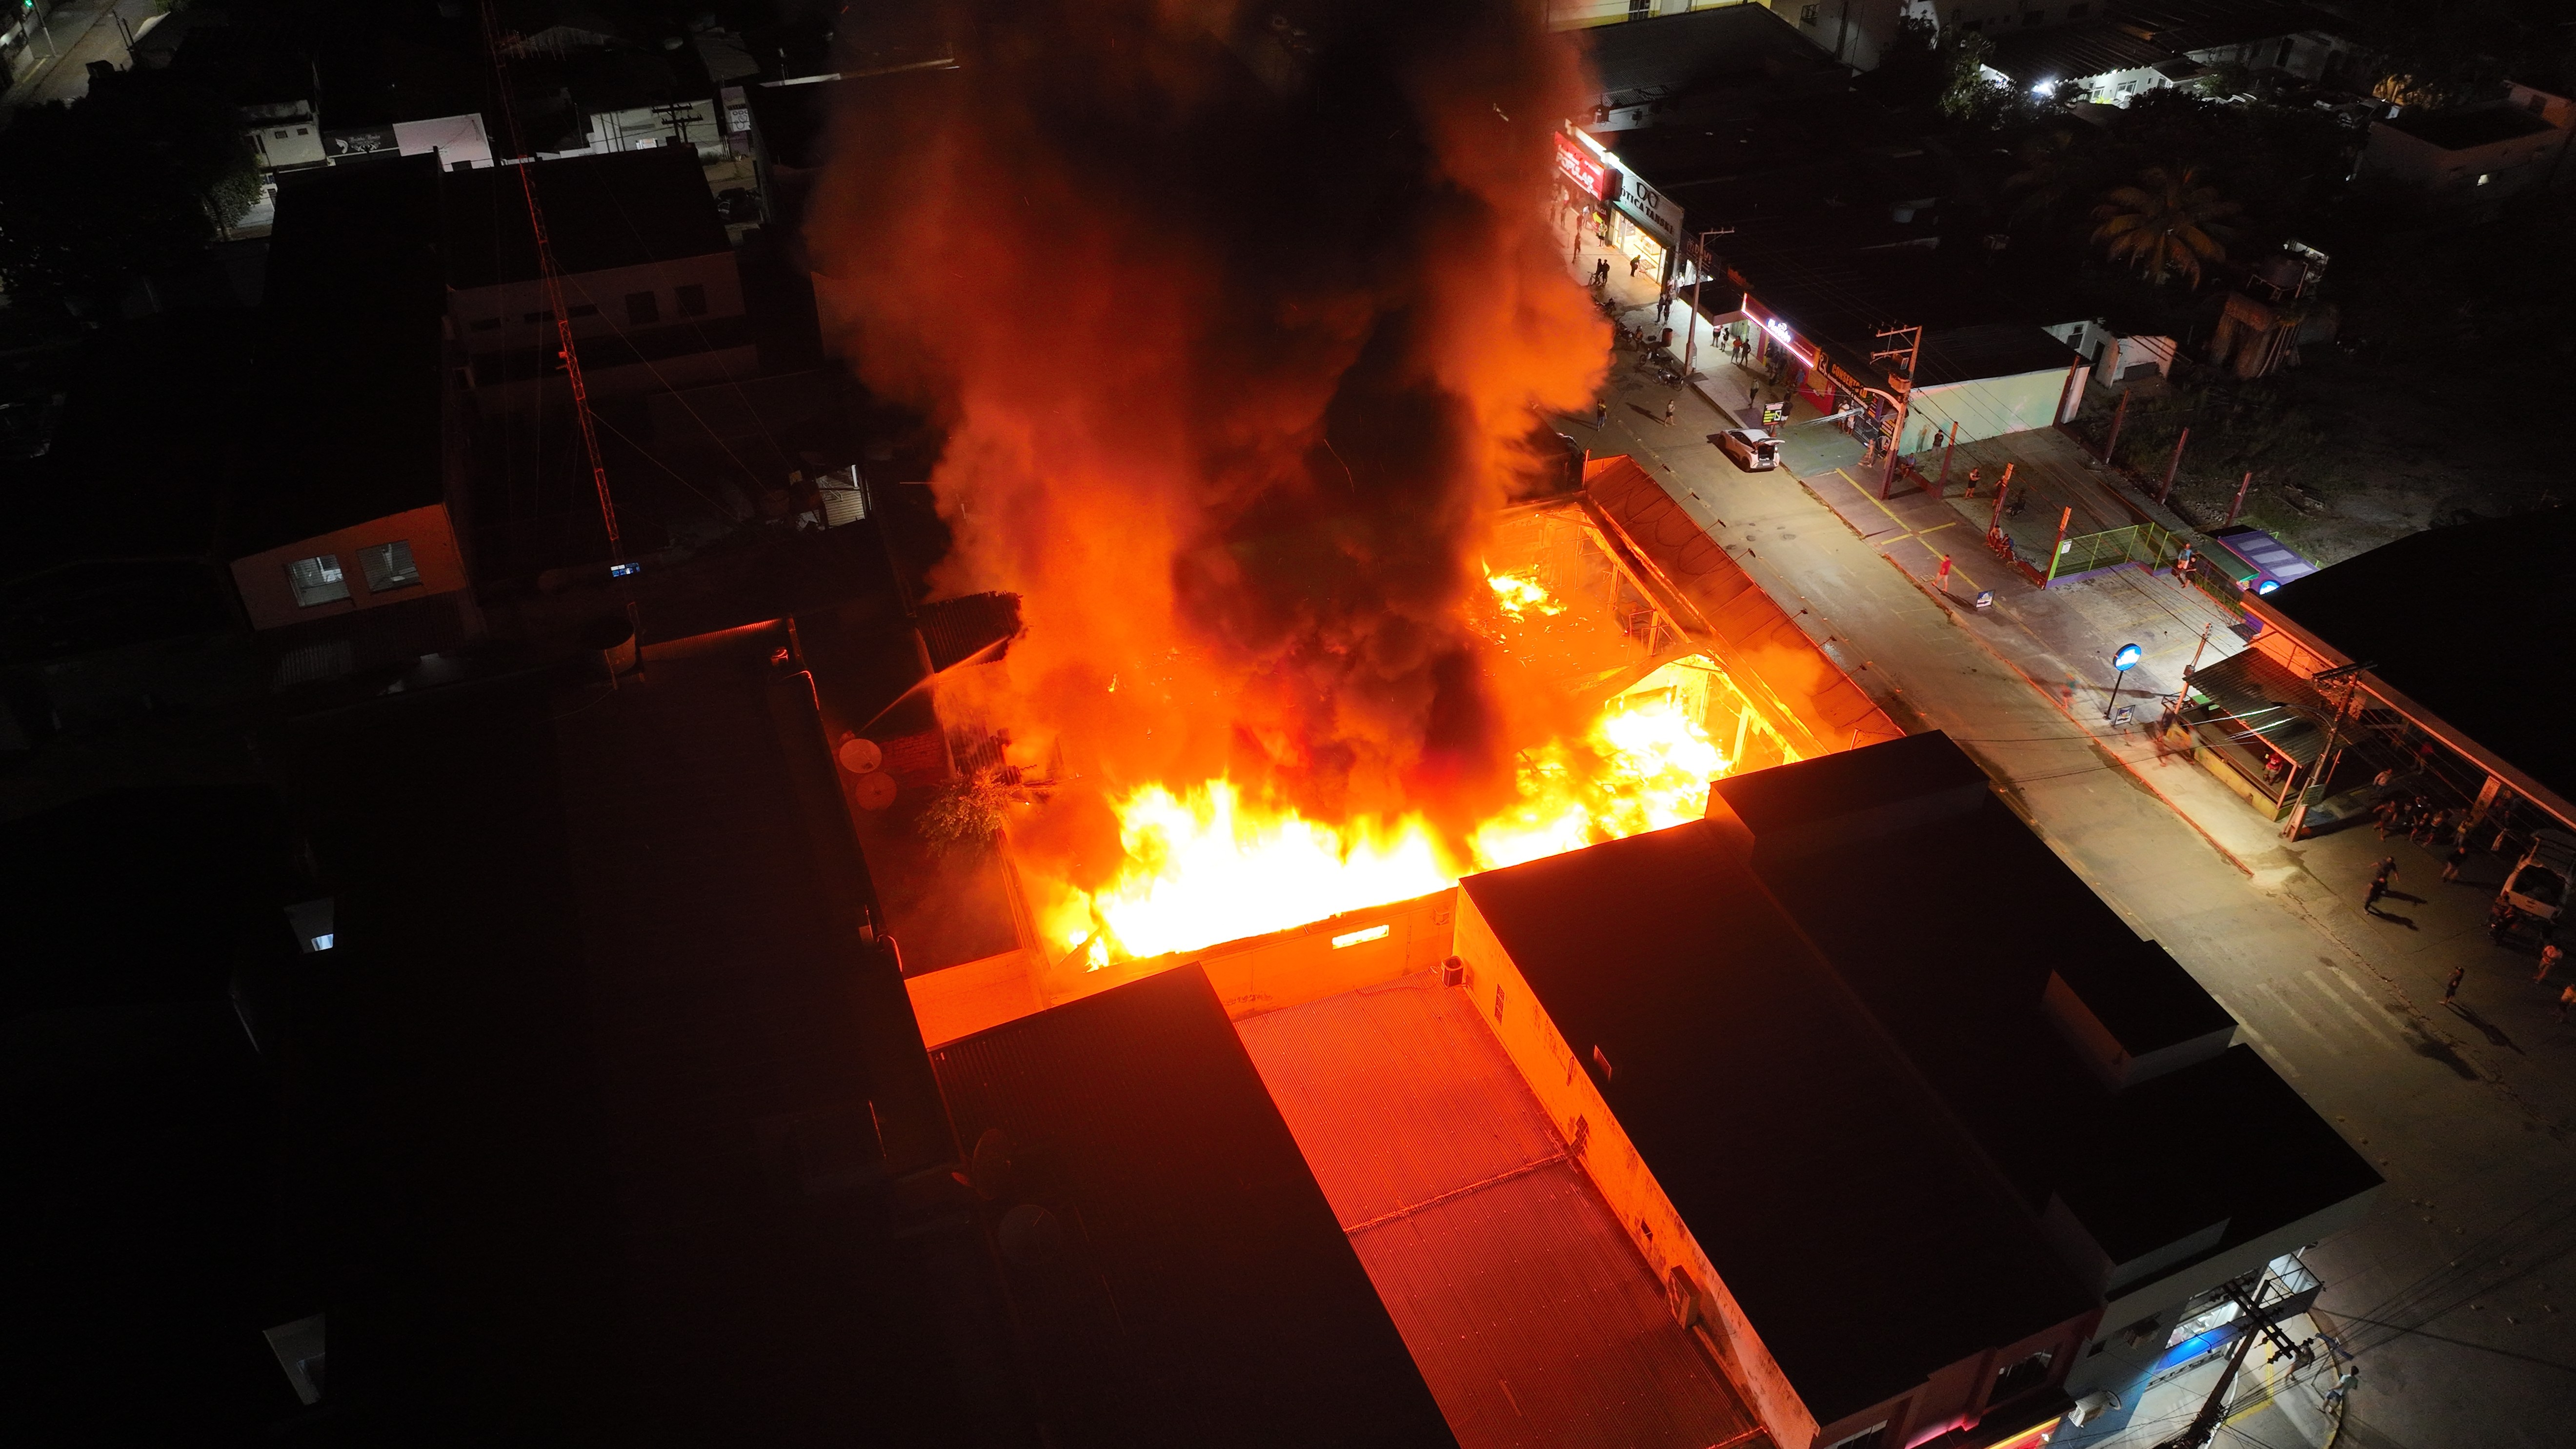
1716;428;1779;472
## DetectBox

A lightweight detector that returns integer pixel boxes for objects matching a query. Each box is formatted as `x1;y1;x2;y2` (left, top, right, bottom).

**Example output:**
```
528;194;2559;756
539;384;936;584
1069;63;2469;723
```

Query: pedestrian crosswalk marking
2302;969;2404;1045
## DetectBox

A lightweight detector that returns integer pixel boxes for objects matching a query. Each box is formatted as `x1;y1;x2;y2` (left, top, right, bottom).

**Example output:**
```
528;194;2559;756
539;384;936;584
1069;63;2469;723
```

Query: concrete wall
1452;891;1823;1449
1902;365;2081;451
229;503;468;632
906;888;1459;1047
2355;99;2576;210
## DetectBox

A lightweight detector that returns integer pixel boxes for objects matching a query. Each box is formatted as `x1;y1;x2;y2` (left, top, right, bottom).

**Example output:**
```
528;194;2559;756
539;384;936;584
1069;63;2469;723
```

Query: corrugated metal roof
1986;22;2174;85
1238;977;1766;1449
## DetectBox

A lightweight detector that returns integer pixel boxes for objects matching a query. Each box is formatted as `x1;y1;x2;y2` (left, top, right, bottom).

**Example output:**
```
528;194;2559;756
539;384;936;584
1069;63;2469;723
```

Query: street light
2104;642;2143;722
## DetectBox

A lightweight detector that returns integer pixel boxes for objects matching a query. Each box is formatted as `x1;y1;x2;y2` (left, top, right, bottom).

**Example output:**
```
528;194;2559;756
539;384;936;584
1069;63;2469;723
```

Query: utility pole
2284;660;2373;839
2156;1279;2282;1449
1872;323;1923;499
2100;387;2130;465
2226;470;2254;526
1679;227;1733;381
478;0;635;653
2157;425;2190;504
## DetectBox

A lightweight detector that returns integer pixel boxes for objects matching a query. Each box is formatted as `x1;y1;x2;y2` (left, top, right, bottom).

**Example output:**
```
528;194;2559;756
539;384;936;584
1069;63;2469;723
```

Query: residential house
439;146;755;416
225;155;477;678
2352;82;2576;218
1982;0;2354;103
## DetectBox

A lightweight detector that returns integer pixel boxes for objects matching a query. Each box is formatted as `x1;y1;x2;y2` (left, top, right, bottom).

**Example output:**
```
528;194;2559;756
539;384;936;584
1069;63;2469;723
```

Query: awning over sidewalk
2188;649;2329;766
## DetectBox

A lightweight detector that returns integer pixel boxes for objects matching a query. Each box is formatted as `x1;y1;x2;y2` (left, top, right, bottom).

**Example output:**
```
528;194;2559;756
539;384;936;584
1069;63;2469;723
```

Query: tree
0;68;262;305
2089;164;2239;288
2004;128;2085;227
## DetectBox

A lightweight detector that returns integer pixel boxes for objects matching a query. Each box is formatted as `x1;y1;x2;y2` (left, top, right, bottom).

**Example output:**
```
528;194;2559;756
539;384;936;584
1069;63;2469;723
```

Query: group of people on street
2393;834;2574;1017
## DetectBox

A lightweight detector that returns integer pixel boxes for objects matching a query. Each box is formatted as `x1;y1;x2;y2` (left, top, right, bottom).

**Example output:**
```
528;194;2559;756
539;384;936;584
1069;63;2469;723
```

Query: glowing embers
1040;655;1733;970
1484;564;1566;622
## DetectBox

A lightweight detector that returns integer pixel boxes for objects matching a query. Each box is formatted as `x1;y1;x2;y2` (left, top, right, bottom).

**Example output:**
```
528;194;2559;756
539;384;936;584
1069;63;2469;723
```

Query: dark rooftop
1574;3;1827;103
229;154;449;558
1460;819;2096;1424
1919;323;2082;387
440;146;728;289
2259;505;2576;809
1985;22;2174;86
275;630;1001;1442
929;964;1459;1449
1711;733;2374;1286
2385;104;2556;150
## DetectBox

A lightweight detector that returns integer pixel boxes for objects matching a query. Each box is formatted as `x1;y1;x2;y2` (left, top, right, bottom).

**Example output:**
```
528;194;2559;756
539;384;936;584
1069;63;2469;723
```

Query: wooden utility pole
2157;426;2191;504
2045;505;2073;586
1986;462;2015;537
1873;323;1924;500
2101;388;2130;464
2227;470;2254;526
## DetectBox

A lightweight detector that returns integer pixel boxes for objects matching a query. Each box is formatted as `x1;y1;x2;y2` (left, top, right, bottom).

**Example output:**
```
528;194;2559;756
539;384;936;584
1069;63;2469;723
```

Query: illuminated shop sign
1554;132;1612;200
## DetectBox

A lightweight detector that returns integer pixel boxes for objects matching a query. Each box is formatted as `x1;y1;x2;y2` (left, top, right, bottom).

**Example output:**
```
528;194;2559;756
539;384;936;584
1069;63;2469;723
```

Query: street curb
1795;467;2271;882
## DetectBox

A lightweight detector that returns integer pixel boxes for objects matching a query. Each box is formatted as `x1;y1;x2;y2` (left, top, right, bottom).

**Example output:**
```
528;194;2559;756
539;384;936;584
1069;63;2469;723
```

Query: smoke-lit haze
810;0;1604;876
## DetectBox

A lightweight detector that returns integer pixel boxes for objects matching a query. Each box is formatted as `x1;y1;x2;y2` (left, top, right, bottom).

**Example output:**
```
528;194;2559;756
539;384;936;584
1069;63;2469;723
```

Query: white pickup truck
2502;828;2576;924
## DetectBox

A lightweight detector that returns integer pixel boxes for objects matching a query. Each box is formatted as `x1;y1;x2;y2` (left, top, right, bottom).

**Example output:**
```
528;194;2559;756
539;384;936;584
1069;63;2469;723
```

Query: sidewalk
1791;401;2576;1135
2060;1311;2345;1449
3;0;160;111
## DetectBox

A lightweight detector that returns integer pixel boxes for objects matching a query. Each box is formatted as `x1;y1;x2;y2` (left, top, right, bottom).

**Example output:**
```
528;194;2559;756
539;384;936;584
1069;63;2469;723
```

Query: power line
477;0;625;571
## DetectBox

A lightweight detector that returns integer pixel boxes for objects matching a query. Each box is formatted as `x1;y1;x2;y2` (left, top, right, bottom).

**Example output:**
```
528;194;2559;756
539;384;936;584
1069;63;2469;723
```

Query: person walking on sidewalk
2536;943;2565;985
1664;399;1676;426
2444;839;2473;882
1594;400;1608;429
2444;963;2467;1004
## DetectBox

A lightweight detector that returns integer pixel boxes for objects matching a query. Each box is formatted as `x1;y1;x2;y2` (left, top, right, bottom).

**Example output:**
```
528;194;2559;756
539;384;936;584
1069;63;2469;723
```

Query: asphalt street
1577;344;2576;1449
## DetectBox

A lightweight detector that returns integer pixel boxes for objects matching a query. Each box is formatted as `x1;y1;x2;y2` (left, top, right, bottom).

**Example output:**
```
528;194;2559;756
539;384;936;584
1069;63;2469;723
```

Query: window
273;129;290;140
1799;2;1819;23
285;555;349;607
567;302;598;318
674;282;708;318
625;290;660;324
295;126;310;136
468;317;500;331
1992;1350;2053;1403
1492;983;1507;1023
1627;0;1649;16
2275;37;2294;66
360;540;421;593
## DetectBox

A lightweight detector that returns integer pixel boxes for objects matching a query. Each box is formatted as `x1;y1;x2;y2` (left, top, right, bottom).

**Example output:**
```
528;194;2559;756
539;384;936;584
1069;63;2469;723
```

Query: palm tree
2003;129;2081;227
2089;164;2239;288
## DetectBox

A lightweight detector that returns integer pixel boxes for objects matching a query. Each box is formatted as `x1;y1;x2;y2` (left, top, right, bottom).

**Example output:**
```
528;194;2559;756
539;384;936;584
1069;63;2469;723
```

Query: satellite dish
997;1203;1065;1268
853;771;898;811
836;736;885;774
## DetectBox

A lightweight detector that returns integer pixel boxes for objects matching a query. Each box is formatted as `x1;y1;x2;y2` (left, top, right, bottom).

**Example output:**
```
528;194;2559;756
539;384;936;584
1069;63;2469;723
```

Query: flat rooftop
932;965;1456;1448
1460;822;2096;1426
1236;974;1766;1449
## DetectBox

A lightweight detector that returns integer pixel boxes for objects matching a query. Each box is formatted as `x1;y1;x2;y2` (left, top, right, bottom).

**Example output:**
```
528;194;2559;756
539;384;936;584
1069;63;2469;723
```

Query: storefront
1558;127;1683;285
